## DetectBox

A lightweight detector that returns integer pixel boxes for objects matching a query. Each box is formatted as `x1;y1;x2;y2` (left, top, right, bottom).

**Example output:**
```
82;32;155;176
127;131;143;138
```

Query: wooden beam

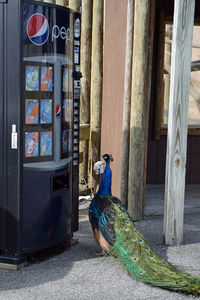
163;74;170;124
163;0;195;246
79;0;93;183
80;124;90;141
166;38;200;49
127;0;150;220
190;86;200;103
89;0;104;189
120;0;134;206
163;25;172;124
142;0;156;212
55;0;67;6
68;0;80;12
154;11;165;140
43;0;55;3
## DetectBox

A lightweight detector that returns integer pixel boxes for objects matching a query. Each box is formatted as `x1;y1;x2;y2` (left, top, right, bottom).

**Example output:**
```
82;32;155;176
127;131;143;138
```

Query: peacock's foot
94;249;105;256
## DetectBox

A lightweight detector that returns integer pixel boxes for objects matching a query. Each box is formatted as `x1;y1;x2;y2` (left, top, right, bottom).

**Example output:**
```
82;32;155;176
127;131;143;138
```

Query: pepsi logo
55;105;61;118
27;13;49;46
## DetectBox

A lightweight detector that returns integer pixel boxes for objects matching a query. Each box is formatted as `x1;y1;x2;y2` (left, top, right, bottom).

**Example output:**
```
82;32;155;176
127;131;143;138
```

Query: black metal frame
0;0;23;253
61;64;73;159
71;12;81;232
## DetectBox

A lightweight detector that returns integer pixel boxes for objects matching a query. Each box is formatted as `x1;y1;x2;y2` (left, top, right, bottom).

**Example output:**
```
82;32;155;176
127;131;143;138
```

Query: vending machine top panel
23;2;74;57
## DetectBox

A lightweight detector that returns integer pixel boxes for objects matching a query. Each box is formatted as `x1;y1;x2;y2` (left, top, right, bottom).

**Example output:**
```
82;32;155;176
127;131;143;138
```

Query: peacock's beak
110;154;113;162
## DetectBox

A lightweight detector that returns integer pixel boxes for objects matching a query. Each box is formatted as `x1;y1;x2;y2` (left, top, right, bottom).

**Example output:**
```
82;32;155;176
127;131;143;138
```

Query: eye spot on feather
145;247;149;250
134;230;137;233
126;221;129;224
124;226;128;230
133;257;138;262
139;239;143;243
149;254;153;258
132;237;137;242
119;230;123;233
170;273;174;276
140;271;144;275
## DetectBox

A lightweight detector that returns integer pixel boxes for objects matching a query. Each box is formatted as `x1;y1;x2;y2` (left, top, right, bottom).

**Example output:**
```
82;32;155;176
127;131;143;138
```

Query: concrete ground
0;189;200;299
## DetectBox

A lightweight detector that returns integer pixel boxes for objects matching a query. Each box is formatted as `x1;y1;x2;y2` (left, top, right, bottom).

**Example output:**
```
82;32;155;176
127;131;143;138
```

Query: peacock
89;153;200;296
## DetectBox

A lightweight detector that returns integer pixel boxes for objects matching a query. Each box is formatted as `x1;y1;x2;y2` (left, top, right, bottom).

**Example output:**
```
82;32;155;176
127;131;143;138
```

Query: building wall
101;0;127;197
146;1;200;184
101;0;200;194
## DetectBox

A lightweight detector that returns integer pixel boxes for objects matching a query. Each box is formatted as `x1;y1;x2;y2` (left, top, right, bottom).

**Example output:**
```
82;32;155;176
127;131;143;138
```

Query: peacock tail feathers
89;155;200;296
103;196;200;296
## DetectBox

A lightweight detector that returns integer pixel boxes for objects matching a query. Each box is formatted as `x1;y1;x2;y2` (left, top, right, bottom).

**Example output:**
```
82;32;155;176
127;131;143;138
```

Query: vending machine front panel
22;1;75;252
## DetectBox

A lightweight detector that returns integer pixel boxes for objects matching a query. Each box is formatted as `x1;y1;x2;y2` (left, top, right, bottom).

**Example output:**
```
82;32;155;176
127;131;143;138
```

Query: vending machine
0;0;81;266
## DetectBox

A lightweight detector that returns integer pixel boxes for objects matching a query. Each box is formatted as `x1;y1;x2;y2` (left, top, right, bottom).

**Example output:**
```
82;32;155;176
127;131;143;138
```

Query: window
155;20;200;138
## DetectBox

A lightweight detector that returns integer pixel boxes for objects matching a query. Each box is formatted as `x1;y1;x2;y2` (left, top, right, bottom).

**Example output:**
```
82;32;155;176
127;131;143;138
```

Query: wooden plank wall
101;0;128;197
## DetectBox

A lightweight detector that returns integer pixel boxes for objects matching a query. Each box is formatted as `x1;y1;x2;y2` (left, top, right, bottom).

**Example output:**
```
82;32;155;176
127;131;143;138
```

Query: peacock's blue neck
96;160;112;196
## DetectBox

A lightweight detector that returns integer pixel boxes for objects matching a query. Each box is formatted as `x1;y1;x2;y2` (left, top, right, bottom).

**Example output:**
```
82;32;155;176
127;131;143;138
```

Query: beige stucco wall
101;0;127;197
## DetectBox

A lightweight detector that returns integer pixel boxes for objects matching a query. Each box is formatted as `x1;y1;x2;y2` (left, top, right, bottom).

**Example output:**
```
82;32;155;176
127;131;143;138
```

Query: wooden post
68;0;80;12
154;11;165;139
127;0;150;220
163;0;195;245
163;25;172;125
43;0;55;3
89;0;104;190
142;0;156;211
55;0;67;6
120;0;134;206
79;0;93;185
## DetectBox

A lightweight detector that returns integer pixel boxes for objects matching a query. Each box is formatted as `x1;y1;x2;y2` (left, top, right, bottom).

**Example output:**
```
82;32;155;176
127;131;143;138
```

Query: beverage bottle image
26;67;39;91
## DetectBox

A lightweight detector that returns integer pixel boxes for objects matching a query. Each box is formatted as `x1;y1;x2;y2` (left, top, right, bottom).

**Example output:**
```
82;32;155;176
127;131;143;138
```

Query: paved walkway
145;184;200;216
0;187;200;299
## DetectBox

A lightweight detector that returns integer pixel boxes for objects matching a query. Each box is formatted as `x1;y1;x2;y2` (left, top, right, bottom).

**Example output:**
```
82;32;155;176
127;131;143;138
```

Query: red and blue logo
27;13;49;46
55;105;61;118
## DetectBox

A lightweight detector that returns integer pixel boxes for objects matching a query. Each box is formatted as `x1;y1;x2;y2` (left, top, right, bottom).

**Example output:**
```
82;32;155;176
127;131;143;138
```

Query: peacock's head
102;153;113;162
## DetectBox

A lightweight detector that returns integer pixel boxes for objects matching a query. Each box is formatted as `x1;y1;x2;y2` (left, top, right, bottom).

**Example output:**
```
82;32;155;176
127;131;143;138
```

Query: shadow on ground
0;200;199;300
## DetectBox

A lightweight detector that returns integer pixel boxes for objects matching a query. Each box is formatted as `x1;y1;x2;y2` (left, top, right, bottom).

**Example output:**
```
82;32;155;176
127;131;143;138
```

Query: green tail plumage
107;202;200;296
89;156;200;296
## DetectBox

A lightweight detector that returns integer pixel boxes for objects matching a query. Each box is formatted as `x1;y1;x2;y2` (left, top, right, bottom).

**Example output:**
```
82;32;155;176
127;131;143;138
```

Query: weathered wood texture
68;0;80;12
120;0;134;206
163;0;195;245
55;0;67;6
142;0;156;210
43;0;55;3
89;0;104;188
163;25;172;124
80;124;90;141
127;0;150;220
163;74;170;124
154;11;165;140
79;0;93;183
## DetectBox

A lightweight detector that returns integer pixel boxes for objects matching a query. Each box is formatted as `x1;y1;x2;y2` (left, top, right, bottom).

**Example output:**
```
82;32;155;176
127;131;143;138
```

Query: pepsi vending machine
0;0;81;265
